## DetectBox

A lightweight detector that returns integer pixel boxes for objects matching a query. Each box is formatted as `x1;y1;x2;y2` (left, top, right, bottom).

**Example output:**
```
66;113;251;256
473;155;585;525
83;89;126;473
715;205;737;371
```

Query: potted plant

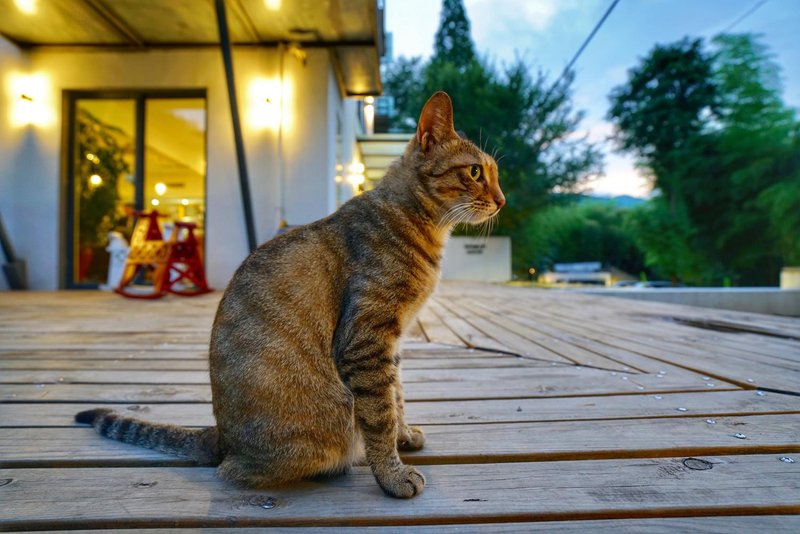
76;109;132;282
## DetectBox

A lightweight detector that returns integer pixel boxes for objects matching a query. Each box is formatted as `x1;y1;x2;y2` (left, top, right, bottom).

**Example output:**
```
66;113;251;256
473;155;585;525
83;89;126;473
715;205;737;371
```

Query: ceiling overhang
0;0;384;96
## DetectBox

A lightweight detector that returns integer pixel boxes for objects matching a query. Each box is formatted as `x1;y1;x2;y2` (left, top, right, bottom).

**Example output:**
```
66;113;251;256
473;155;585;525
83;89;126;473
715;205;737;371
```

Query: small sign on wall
441;236;512;282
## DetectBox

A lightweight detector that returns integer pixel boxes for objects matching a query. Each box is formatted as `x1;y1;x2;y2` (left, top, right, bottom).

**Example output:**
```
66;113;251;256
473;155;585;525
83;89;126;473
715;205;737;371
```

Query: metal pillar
214;0;257;252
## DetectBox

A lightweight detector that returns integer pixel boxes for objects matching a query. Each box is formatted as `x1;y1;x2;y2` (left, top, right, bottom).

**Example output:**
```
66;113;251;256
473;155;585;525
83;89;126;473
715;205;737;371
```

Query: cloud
585;153;652;198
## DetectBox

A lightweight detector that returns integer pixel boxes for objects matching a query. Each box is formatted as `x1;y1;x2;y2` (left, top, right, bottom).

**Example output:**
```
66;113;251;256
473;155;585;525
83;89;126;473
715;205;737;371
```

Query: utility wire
541;0;621;106
720;0;768;34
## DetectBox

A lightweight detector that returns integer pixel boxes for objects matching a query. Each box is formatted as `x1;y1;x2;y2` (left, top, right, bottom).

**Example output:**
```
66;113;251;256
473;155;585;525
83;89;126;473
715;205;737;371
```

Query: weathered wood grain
1;455;798;528
32;516;800;533
3;415;798;468
2;390;797;428
0;366;731;402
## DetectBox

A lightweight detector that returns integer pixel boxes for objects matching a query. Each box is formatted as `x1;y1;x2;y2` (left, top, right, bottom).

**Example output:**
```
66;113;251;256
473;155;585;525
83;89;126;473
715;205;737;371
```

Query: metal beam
83;0;145;48
214;0;257;253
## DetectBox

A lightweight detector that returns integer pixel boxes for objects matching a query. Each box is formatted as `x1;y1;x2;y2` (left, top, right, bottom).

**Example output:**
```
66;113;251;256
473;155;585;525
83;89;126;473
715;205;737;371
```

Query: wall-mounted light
7;72;54;128
14;0;37;15
363;96;375;135
247;77;291;132
89;174;103;188
151;199;160;207
154;182;167;196
181;199;189;206
264;0;281;11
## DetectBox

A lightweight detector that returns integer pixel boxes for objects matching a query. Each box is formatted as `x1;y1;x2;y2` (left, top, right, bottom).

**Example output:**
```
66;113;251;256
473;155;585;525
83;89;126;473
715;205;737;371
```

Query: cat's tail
75;408;221;465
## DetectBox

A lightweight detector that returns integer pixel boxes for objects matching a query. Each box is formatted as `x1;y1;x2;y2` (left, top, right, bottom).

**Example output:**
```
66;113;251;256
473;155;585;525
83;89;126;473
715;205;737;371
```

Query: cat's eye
469;164;482;180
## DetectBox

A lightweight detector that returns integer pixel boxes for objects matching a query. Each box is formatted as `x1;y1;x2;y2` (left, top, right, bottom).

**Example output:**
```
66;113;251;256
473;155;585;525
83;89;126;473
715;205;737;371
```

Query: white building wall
0;42;342;289
0;36;29;290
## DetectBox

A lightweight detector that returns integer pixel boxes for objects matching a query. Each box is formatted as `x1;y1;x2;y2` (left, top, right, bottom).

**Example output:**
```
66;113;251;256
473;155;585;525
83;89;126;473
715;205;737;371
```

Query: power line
541;0;621;105
721;0;768;34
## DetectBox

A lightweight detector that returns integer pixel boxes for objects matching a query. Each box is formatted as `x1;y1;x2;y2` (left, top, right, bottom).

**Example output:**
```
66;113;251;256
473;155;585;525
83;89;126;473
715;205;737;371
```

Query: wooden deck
1;281;799;531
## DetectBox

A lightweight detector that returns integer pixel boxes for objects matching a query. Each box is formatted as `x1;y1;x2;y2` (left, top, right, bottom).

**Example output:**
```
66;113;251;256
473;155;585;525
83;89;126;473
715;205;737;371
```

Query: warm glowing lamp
151;199;160;207
14;0;37;15
264;0;281;10
8;72;54;127
89;174;103;187
154;182;167;196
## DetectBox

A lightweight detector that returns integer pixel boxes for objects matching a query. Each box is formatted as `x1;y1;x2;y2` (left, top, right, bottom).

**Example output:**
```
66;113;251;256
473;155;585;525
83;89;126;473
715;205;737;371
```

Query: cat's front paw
397;425;425;451
376;464;426;498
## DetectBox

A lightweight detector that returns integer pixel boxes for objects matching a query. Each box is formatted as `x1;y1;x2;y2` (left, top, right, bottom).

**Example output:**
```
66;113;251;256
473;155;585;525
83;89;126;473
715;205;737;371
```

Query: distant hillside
579;194;646;209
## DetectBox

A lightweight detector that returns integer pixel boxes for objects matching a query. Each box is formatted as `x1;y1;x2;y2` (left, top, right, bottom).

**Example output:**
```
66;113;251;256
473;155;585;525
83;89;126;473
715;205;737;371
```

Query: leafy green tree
608;38;716;211
432;0;477;69
608;33;799;285
523;202;646;277
708;34;800;283
384;0;602;274
624;199;708;283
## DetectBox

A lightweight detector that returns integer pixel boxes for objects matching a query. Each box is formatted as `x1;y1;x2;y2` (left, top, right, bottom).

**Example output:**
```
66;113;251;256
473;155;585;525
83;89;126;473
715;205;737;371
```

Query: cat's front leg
393;359;425;451
345;353;425;498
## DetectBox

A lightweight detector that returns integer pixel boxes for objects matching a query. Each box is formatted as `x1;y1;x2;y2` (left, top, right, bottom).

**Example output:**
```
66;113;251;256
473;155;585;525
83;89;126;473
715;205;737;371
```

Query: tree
608;38;716;211
432;0;477;69
384;0;602;274
524;201;646;277
608;33;800;285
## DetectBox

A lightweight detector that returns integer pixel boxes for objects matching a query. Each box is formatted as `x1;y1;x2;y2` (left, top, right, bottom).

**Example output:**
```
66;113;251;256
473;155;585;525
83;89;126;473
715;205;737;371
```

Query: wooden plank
405;319;428;342
1;455;798;528
466;297;643;371
527;305;800;393
0;349;209;360
3;390;798;428
28;516;800;533
416;304;465;347
0;366;729;402
0;356;533;371
4;414;799;468
0;331;208;351
471;298;691;375
433;297;571;365
425;299;509;353
546;295;800;368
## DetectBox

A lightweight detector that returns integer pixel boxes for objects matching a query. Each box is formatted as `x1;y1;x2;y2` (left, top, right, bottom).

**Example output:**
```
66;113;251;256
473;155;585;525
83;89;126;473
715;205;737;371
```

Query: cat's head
413;91;505;226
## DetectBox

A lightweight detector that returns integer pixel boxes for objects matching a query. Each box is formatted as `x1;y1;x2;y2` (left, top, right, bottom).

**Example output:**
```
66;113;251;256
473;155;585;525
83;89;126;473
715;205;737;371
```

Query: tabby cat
76;91;505;498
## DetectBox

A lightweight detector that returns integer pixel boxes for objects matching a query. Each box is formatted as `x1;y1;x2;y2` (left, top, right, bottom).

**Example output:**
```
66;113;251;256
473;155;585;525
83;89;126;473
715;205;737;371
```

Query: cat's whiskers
439;202;474;229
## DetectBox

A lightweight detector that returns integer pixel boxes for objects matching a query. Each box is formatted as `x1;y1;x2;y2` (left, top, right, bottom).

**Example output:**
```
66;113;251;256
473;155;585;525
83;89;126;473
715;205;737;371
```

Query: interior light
364;96;374;104
181;199;189;206
155;182;167;196
151;199;160;206
14;0;37;15
86;153;95;161
264;0;281;11
89;174;103;187
348;162;365;174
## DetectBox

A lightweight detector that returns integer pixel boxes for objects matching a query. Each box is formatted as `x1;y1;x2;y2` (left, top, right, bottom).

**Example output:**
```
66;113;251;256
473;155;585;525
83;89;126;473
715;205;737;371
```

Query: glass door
70;98;136;286
66;92;206;288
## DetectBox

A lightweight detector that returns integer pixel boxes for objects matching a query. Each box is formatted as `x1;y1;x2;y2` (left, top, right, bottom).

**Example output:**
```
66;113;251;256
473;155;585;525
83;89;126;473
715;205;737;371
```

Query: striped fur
74;408;219;464
76;92;504;498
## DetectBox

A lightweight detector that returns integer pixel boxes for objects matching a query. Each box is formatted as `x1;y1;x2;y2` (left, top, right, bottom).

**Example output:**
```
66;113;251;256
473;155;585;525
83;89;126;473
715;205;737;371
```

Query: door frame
60;89;207;289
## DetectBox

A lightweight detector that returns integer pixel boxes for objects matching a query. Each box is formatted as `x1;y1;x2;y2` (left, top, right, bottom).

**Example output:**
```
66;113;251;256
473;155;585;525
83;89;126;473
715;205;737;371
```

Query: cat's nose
494;193;505;209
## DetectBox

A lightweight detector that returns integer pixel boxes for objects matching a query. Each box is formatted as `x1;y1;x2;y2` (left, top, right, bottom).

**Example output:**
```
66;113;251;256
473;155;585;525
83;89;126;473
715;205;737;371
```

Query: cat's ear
416;91;457;152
